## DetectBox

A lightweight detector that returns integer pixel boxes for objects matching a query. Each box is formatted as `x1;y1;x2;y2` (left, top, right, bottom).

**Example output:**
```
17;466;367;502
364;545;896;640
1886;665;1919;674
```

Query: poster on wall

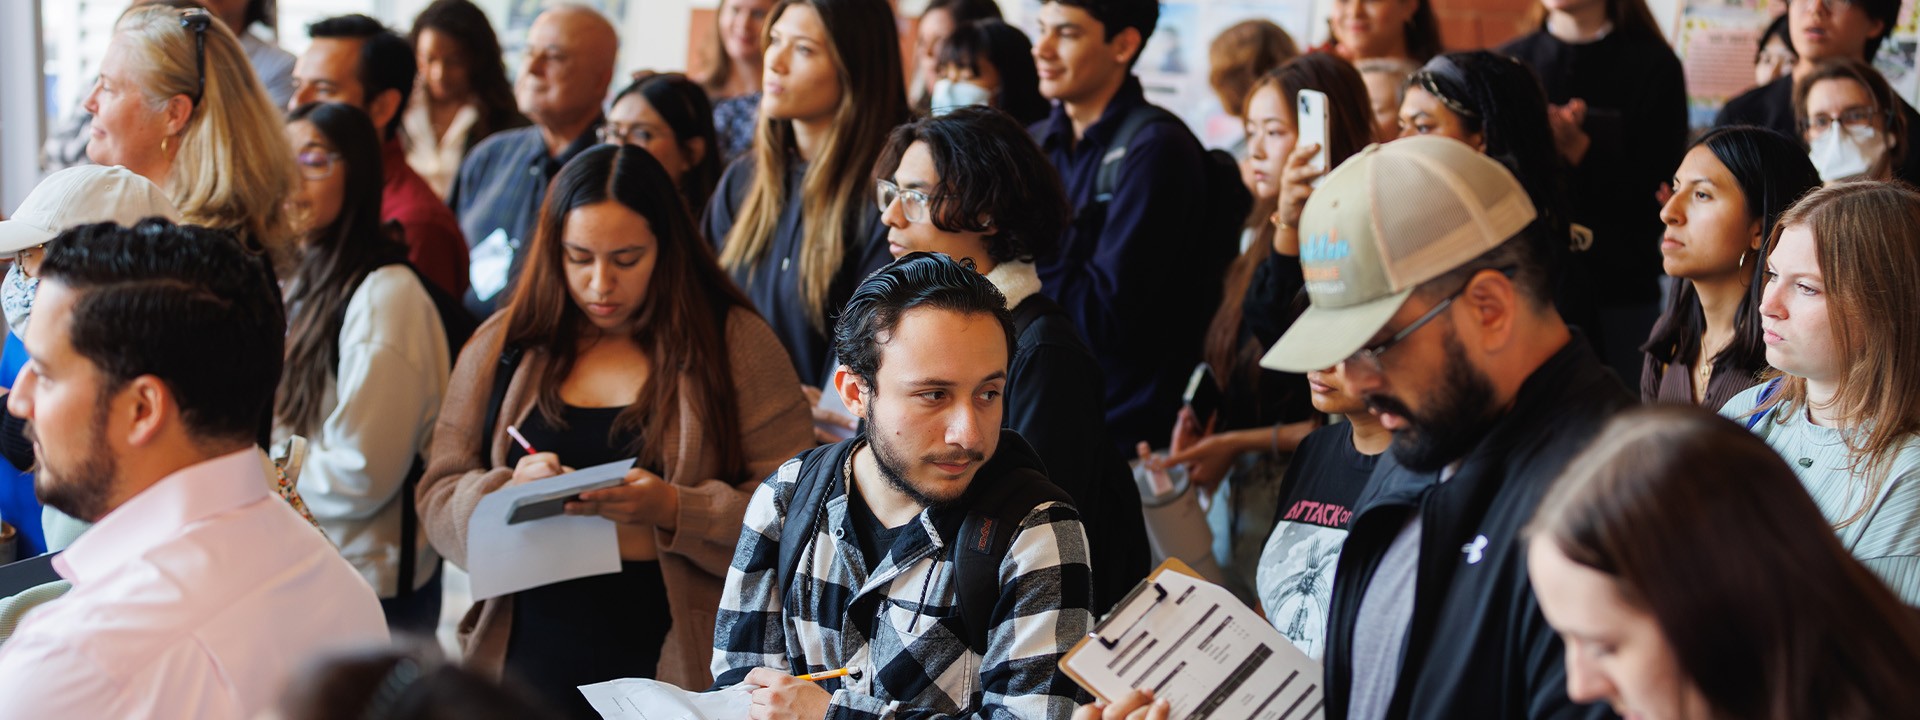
1675;0;1920;129
1137;1;1318;148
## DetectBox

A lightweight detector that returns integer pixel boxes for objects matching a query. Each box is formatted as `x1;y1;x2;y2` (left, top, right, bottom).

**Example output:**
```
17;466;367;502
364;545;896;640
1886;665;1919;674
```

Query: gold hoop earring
161;137;170;155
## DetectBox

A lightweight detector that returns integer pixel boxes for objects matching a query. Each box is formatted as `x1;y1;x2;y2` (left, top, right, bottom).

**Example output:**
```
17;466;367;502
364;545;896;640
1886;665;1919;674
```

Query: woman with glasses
603;72;724;219
279;102;453;637
704;0;907;441
419;144;812;713
870;105;1149;614
1720;181;1920;604
1796;57;1910;183
87;4;301;277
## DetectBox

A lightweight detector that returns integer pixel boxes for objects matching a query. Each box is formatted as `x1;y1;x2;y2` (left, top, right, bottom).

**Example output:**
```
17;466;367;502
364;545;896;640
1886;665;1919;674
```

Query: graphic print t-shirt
1255;422;1377;660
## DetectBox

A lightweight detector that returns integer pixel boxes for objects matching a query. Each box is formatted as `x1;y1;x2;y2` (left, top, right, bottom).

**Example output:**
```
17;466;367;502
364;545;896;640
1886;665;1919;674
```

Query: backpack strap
396;455;426;599
952;463;1075;656
1745;376;1784;431
1095;105;1180;203
1009;295;1049;339
775;444;846;611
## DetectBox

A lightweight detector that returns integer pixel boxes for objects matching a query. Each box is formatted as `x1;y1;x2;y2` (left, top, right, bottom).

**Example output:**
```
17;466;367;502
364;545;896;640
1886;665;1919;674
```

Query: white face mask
930;79;994;116
1809;124;1889;182
2;263;36;337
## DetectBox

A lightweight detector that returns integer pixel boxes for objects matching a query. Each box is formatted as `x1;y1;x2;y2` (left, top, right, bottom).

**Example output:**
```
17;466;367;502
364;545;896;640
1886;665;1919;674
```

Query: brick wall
1434;0;1543;51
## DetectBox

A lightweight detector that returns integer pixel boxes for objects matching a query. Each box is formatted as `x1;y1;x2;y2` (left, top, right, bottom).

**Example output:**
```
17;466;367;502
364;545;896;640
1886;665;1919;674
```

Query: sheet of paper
1064;562;1325;720
466;460;628;600
814;381;857;442
579;678;755;720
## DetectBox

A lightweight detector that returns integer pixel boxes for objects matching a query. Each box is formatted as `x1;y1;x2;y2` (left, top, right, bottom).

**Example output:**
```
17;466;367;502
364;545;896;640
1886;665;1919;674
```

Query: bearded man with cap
1261;135;1630;720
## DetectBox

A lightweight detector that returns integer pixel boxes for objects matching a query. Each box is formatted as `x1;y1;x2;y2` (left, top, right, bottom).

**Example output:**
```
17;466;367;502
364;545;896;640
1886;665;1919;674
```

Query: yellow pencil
796;666;861;682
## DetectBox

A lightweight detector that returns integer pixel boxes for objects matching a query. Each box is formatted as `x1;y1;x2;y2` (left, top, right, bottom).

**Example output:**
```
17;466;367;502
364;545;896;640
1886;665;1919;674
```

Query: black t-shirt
1255;421;1378;660
846;471;915;569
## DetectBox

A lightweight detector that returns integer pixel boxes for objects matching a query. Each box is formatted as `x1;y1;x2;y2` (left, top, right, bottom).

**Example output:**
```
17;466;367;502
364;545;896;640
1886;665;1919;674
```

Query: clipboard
1060;557;1206;703
1059;558;1325;720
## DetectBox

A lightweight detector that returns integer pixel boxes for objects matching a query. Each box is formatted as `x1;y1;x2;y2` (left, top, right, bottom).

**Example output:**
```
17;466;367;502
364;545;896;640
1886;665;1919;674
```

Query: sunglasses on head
179;8;210;107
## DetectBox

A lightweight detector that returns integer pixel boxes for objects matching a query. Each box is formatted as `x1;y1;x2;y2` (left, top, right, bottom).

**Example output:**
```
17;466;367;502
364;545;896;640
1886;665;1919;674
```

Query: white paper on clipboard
1061;558;1325;720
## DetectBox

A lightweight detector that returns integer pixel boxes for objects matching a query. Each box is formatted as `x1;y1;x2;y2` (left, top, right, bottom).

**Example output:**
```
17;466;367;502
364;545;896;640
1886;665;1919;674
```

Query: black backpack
386;261;480;600
772;437;1073;656
1074;104;1249;294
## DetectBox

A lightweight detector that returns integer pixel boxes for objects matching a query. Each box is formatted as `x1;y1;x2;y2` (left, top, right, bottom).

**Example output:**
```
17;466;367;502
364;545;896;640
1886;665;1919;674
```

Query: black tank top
503;404;670;720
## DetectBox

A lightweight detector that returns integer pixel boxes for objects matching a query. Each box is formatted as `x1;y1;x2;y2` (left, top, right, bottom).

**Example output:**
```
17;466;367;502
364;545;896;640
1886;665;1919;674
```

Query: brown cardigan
416;306;813;689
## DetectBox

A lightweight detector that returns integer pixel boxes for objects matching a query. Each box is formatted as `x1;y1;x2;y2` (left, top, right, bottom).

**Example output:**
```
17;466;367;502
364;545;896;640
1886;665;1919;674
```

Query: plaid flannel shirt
712;447;1094;720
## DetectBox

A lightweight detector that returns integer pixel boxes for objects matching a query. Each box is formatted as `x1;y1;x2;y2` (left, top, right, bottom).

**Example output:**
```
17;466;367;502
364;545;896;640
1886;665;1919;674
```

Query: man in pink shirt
0;220;389;718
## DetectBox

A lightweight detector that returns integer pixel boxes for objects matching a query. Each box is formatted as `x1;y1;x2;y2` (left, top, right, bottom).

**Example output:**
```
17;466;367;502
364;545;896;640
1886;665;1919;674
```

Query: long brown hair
716;0;907;331
1752;181;1920;528
1205;53;1373;390
408;0;527;151
277;103;410;437
1529;406;1920;720
502;144;756;480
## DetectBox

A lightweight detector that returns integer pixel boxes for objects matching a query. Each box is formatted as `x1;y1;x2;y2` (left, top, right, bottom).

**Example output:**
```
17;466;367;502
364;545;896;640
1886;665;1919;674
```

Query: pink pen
505;425;539;455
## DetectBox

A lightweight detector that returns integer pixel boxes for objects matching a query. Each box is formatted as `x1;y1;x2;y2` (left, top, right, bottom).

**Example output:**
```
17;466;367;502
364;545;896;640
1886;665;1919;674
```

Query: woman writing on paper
416;145;812;717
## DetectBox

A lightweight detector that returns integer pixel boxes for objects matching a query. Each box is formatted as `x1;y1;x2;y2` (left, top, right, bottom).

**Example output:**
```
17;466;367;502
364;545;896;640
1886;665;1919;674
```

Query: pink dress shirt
0;449;389;718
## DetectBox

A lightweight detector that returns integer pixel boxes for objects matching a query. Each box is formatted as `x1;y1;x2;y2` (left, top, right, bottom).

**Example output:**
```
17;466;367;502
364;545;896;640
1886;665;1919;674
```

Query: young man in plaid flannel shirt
711;254;1095;720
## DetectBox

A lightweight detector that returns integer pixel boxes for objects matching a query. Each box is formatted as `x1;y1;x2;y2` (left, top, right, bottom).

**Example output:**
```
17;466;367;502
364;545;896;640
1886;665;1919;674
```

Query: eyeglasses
12;245;45;280
179;8;210;107
1341;266;1516;379
876;179;938;223
295;148;343;180
596;123;657;146
1803;105;1887;135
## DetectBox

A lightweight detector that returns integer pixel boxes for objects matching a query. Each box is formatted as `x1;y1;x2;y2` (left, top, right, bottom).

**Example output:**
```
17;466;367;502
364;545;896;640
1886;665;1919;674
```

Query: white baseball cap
0;165;180;255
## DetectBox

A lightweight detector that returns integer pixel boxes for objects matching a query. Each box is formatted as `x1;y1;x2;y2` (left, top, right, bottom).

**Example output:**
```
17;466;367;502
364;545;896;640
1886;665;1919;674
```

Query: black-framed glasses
179;8;210;107
1342;265;1517;378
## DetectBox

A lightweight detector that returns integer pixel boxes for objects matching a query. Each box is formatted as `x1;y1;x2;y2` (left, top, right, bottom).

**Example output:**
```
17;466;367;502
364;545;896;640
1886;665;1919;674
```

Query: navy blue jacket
1031;77;1212;451
1324;333;1629;720
703;156;892;387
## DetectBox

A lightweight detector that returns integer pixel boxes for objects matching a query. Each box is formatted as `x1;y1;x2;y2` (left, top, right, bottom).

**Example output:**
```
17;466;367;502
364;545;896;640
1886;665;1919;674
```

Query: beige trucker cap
1260;135;1537;373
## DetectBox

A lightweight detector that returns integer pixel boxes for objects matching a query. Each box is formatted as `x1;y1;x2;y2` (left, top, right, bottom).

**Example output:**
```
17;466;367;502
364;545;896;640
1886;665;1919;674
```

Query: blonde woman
86;5;299;274
702;0;907;428
1721;181;1920;603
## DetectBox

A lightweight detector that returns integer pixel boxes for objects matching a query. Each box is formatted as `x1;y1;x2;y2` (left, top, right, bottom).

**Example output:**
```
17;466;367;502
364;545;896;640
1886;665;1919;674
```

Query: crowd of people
0;0;1917;717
